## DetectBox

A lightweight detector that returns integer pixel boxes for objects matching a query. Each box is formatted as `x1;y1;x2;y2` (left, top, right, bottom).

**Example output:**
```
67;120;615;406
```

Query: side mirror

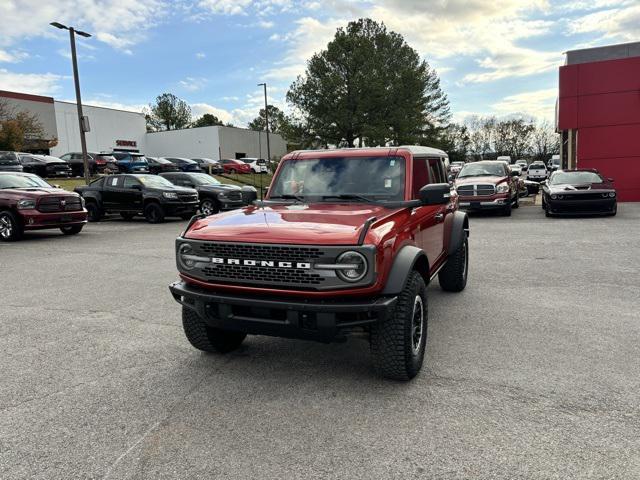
419;183;451;206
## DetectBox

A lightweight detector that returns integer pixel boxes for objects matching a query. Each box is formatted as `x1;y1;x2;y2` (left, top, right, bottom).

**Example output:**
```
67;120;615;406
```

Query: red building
557;42;640;201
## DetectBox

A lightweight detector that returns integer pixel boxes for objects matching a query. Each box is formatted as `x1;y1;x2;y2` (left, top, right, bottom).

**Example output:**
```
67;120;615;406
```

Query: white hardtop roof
290;145;448;157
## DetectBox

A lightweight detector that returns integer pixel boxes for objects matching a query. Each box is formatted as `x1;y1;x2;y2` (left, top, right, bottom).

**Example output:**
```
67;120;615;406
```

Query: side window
123;176;140;188
107;176;122;188
72;153;83;160
411;157;429;199
60;154;71;161
428;157;446;184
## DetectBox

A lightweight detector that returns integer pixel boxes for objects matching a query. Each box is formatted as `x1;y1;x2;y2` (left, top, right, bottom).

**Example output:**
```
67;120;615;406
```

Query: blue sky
0;0;638;126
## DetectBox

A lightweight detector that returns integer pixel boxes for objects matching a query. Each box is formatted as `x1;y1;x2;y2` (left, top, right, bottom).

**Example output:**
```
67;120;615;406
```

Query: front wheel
182;307;246;353
439;236;468;292
0;211;23;242
144;203;165;224
370;271;427;381
200;198;220;216
60;224;83;235
86;202;102;222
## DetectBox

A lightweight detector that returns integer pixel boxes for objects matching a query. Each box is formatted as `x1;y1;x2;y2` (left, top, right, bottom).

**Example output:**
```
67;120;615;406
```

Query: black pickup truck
74;174;198;223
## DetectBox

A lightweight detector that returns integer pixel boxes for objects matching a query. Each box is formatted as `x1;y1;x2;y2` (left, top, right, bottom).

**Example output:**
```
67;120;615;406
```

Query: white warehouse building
1;90;287;161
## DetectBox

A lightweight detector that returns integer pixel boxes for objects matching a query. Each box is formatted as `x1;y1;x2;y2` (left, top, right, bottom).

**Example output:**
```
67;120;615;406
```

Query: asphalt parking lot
1;204;639;479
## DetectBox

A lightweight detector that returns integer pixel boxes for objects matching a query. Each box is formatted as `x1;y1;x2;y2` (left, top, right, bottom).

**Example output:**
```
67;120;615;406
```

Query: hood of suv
185;203;398;245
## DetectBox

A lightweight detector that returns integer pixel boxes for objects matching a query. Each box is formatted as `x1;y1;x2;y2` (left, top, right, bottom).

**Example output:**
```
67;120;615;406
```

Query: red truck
455;160;519;216
0;172;87;241
170;147;469;380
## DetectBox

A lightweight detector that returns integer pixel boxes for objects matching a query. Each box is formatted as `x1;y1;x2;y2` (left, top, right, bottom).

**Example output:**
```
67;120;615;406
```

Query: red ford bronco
170;146;469;380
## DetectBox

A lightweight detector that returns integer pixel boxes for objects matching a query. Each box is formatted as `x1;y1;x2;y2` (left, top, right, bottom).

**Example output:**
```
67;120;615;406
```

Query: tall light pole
50;22;92;184
257;83;271;163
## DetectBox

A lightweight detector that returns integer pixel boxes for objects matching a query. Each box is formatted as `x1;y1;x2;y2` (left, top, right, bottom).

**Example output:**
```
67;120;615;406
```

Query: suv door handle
435;213;444;222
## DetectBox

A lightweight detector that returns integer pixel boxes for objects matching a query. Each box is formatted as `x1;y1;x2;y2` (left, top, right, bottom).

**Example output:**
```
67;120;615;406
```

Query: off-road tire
86;201;102;222
439;236;468;292
120;212;136;221
200;198;219;216
370;271;427;381
60;225;83;235
0;210;23;242
144;202;165;224
182;307;246;353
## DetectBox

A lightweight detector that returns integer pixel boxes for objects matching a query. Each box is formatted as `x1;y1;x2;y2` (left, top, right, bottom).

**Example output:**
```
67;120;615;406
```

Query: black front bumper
548;198;616;214
169;280;397;343
164;202;199;216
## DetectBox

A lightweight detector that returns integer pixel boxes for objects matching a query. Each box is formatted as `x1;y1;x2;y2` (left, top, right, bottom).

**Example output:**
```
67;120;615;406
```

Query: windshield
458;162;505;178
0;152;19;165
0;174;51;189
136;175;174;188
550;171;603;185
269;156;405;201
188;173;220;186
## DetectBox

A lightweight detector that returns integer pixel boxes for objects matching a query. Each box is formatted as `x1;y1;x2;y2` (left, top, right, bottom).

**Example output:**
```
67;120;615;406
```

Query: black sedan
18;153;72;177
147;156;180;175
160;172;251;215
541;169;617;217
162;157;202;172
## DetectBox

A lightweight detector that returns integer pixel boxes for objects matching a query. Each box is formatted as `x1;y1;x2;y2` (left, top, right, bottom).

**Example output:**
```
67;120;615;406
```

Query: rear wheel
144;202;165;224
200;198;219;216
370;271;427;381
438;236;468;292
0;210;23;242
86;202;102;222
182;307;246;353
60;224;83;235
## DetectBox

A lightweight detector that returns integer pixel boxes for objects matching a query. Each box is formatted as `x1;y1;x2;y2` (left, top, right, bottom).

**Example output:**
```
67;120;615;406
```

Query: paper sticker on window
384;178;392;188
111;178;118;186
390;159;395;167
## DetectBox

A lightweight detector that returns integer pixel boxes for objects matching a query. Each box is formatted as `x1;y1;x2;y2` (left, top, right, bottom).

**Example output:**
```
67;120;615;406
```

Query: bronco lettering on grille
210;257;311;269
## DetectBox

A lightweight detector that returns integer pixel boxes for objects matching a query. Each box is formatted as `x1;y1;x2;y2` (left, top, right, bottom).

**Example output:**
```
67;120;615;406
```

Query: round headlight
550;194;557;200
609;192;616;198
335;251;367;282
178;243;196;270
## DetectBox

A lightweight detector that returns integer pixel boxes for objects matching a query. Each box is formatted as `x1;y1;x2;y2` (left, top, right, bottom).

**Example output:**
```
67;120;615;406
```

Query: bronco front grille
37;196;82;213
181;241;376;291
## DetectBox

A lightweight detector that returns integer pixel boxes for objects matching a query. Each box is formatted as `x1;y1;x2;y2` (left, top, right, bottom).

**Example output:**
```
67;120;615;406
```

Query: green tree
248;105;287;134
287;18;450;147
192;113;224;128
0;120;24;151
439;123;470;163
0;99;50;150
146;93;192;131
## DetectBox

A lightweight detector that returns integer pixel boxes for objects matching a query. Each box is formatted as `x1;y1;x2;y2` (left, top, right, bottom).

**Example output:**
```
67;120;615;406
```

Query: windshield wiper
320;194;381;204
268;194;306;202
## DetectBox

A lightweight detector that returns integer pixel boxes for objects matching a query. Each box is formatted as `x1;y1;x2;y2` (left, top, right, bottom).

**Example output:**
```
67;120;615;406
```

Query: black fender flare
447;210;469;254
82;192;102;208
382;245;429;295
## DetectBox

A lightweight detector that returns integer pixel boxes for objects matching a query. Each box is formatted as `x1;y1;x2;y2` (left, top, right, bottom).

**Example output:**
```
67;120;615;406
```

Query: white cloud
0;49;28;63
462;47;561;84
0;0;167;53
0;69;66;95
191;102;235;124
568;4;640;41
491;88;557;120
195;52;206;59
179;77;208;92
197;0;252;15
257;20;275;28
